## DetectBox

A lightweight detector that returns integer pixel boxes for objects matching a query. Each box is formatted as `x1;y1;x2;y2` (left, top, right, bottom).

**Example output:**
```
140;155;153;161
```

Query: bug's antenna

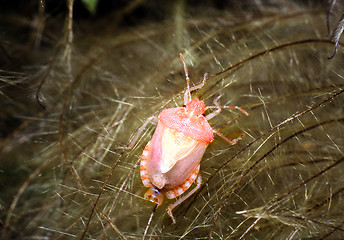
142;205;157;240
180;53;191;105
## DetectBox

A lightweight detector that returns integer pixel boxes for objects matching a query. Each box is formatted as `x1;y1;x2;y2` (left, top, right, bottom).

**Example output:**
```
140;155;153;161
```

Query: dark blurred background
1;1;344;239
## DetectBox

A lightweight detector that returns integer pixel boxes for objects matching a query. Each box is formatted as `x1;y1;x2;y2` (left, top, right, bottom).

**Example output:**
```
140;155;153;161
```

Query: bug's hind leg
189;72;207;93
205;95;249;121
205;95;248;145
205;95;223;120
213;129;243;145
180;53;192;105
180;53;208;105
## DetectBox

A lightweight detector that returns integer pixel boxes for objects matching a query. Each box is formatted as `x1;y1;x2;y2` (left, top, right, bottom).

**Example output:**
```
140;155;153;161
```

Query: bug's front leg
167;174;202;224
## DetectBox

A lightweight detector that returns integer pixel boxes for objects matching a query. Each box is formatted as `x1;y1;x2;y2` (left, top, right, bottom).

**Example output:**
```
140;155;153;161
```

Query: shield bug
140;53;248;223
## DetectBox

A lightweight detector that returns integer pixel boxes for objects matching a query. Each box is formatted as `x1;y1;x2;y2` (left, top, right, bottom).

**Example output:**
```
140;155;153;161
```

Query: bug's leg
221;105;249;116
165;165;201;224
205;95;223;120
165;164;200;199
213;129;242;145
205;95;249;121
180;53;192;105
167;175;202;224
328;12;344;59
205;96;246;145
189;72;207;93
180;53;208;103
117;115;158;150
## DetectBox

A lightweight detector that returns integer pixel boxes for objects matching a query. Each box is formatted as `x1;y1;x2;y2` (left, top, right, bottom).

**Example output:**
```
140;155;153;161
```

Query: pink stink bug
140;53;248;224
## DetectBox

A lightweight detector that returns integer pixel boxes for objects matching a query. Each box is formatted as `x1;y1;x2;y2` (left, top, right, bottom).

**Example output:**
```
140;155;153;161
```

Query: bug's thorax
158;99;214;143
185;98;205;116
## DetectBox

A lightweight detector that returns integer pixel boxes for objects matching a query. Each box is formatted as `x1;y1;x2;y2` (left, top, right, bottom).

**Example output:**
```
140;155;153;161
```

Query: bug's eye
202;113;206;117
153;188;160;195
183;105;186;108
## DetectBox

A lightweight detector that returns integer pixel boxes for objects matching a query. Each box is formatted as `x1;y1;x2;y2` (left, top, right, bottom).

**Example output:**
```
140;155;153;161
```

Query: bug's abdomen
140;141;152;187
162;142;207;188
141;120;208;191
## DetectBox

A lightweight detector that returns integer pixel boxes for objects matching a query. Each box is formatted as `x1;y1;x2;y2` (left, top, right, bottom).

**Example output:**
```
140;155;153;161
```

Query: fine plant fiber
1;0;344;239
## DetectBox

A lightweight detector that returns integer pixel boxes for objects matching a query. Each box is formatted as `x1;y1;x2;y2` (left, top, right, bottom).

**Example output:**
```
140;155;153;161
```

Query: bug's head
144;187;164;206
185;99;205;116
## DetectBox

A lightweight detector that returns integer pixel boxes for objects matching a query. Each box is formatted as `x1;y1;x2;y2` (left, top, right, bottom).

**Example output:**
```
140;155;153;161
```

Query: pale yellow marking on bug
160;127;198;173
